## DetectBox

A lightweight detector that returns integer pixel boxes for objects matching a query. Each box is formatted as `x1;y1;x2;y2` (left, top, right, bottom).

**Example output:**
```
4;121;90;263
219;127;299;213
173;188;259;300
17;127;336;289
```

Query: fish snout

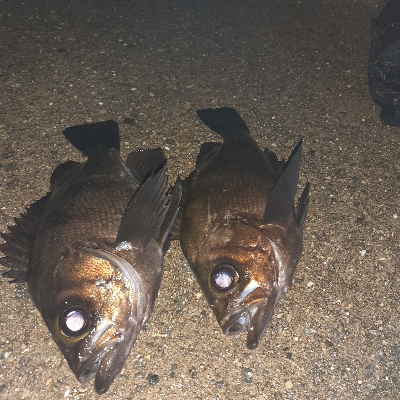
219;285;280;350
220;286;267;336
73;321;140;394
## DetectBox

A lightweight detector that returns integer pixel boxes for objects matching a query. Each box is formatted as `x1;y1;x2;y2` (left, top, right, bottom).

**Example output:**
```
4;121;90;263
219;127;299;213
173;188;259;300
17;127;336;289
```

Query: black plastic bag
368;0;400;127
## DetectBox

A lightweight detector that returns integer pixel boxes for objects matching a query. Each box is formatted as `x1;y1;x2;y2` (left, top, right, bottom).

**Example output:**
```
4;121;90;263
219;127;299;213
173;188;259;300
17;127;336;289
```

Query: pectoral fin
126;148;166;184
116;166;170;248
295;182;310;227
263;140;303;225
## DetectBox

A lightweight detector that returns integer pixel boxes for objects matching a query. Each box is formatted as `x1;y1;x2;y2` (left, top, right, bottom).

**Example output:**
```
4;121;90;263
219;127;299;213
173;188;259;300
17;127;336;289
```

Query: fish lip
74;329;121;385
74;323;137;394
75;347;106;384
220;298;267;336
75;344;121;395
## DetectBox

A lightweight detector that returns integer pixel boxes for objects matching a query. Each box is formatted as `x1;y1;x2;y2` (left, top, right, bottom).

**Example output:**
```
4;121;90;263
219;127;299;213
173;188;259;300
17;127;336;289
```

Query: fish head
35;246;146;394
195;221;294;350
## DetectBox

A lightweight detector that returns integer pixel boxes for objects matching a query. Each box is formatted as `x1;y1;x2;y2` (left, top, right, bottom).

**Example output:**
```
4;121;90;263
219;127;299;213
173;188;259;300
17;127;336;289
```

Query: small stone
189;367;197;379
241;367;252;383
332;330;341;343
285;380;293;389
303;324;316;335
391;346;400;357
359;250;366;256
147;374;159;385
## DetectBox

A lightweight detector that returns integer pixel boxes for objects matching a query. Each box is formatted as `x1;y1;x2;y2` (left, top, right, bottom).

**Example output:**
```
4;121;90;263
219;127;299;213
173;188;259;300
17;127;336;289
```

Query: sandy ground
0;0;398;399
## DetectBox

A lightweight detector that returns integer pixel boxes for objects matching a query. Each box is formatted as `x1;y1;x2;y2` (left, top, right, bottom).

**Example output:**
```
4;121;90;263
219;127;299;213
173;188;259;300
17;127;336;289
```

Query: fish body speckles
179;108;309;349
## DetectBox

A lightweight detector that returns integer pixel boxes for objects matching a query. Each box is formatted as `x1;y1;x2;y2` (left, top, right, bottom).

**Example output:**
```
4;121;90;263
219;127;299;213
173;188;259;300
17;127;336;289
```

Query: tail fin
196;108;250;142
63;120;120;156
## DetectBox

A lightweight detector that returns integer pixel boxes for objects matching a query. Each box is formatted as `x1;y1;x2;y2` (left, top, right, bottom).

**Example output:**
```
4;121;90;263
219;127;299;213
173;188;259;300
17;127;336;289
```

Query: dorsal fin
263;140;303;225
126;148;166;184
1;194;50;283
196;108;250;142
63;120;120;156
116;166;170;249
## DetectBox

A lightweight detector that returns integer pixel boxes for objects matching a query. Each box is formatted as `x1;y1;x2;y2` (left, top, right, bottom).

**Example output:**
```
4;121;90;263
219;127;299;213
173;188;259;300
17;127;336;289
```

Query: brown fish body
1;120;181;394
29;147;137;295
180;108;309;349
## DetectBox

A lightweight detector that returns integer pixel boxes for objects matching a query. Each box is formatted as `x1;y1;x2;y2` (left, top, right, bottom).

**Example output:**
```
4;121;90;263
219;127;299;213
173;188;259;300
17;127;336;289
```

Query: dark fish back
30;149;138;277
189;108;277;219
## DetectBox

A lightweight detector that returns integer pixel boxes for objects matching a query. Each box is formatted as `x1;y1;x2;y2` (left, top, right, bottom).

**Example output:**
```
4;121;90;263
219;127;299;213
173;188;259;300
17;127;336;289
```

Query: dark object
368;0;400;127
147;374;160;385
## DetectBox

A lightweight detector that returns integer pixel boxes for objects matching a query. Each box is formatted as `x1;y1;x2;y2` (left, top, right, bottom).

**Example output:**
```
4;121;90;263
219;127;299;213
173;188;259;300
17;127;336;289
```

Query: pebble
285;380;293;389
147;373;159;385
332;330;341;343
303;324;316;335
0;349;13;362
40;345;57;363
241;367;252;383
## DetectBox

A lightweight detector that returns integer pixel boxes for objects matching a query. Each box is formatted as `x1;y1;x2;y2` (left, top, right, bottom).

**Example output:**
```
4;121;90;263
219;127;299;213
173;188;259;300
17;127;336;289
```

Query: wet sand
0;0;398;399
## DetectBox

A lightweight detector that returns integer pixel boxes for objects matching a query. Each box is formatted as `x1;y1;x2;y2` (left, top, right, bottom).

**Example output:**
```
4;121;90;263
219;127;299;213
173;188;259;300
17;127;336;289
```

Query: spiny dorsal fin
263;140;302;225
116;166;170;249
196;107;250;142
1;194;50;283
63;120;120;156
126;148;166;184
296;182;310;227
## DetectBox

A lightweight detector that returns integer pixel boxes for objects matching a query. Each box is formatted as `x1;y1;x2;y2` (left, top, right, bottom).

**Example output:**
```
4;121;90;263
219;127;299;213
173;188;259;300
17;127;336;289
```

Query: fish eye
58;305;92;338
211;263;240;293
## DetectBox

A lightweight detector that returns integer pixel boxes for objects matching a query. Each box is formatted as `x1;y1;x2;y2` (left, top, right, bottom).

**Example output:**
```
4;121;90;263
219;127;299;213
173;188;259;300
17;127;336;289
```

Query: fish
178;107;309;350
0;120;181;394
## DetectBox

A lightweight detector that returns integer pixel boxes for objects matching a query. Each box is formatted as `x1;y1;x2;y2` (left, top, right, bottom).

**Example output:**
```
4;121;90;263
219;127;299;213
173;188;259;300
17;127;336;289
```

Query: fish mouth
220;286;279;350
74;323;139;395
220;299;266;336
76;345;120;394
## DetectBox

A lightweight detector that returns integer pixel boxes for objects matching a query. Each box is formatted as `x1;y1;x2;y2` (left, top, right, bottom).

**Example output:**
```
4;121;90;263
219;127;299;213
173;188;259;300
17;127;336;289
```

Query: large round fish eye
58;305;92;338
211;263;240;292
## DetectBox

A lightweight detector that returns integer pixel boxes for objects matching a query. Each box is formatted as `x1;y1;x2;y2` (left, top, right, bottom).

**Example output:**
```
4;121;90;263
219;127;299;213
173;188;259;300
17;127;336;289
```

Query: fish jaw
73;321;140;394
218;284;281;350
